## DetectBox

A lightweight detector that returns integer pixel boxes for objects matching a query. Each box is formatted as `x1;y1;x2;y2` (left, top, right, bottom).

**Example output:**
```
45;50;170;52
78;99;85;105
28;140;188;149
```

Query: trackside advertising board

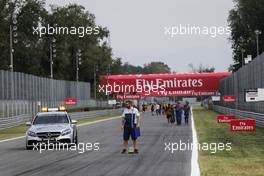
108;100;117;105
217;115;235;123
223;96;236;102
212;96;221;101
245;88;264;102
116;94;141;100
230;119;256;132
64;98;78;105
245;89;258;102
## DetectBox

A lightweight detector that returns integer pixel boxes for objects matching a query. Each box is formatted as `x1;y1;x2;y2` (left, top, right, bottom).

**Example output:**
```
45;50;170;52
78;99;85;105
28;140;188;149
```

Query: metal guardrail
213;105;264;127
0;109;122;129
0;70;113;119
0;100;111;119
0;114;30;129
0;70;91;101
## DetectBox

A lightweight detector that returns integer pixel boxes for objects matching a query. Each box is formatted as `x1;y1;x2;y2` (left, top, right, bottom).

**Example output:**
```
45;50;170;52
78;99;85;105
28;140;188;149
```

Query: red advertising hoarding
230;119;256;132
116;94;141;100
64;98;78;105
217;115;235;123
223;96;236;102
99;72;231;97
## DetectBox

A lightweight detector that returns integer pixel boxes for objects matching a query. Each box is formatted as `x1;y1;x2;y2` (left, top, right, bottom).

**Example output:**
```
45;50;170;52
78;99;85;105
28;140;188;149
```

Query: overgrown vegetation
193;107;264;176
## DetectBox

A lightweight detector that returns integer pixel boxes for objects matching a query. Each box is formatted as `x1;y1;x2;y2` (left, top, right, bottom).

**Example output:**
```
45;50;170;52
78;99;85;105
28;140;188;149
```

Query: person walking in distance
159;104;162;115
155;104;160;116
162;104;166;115
142;104;146;112
121;100;141;154
165;104;174;124
151;104;155;116
183;102;191;125
175;102;182;125
169;104;175;124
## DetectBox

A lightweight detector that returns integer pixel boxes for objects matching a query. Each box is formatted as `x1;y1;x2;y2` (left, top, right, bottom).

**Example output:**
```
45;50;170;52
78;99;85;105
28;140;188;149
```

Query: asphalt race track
0;112;193;176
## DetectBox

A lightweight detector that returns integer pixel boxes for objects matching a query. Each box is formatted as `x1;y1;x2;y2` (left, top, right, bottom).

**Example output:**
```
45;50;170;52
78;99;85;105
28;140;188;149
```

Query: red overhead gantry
99;72;231;97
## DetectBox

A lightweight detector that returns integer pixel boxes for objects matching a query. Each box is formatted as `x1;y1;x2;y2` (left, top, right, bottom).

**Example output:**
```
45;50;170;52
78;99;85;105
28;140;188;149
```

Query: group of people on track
149;102;191;125
164;102;191;125
150;103;162;116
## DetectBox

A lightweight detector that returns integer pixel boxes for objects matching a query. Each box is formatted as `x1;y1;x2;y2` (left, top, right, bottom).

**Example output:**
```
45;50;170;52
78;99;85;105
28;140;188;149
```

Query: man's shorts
123;127;137;141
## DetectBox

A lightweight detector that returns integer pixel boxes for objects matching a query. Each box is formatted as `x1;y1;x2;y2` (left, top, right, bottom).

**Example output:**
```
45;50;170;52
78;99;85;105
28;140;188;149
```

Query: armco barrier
0;109;122;129
0;114;30;129
213;105;264;127
0;99;111;119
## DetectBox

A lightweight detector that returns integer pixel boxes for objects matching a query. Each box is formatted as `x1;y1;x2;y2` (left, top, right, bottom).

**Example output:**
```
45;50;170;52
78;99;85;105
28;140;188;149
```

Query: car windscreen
33;114;69;125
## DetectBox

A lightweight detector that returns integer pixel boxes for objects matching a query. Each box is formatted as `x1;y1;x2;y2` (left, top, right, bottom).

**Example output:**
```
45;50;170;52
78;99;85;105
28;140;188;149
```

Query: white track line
0;116;121;143
191;107;201;176
0;136;25;143
77;116;121;127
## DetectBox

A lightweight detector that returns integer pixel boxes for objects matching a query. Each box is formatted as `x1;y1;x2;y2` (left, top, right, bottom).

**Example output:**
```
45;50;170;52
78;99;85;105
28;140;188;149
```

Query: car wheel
75;132;78;145
26;146;33;150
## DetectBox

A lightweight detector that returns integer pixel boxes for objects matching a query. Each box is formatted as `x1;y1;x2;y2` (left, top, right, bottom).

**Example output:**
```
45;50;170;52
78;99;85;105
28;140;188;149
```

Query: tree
122;62;144;74
111;57;123;75
188;63;215;73
48;4;111;81
143;61;171;74
109;59;172;75
14;0;49;76
0;0;10;70
228;0;264;71
0;1;112;83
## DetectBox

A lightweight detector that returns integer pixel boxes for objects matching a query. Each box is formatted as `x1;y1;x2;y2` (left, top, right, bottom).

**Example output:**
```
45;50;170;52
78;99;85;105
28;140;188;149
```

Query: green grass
0;125;28;140
0;114;121;141
193;107;264;176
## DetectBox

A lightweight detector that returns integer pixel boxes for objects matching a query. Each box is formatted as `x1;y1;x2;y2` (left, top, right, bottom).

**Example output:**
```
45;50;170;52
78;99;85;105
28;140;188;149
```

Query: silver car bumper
26;133;73;147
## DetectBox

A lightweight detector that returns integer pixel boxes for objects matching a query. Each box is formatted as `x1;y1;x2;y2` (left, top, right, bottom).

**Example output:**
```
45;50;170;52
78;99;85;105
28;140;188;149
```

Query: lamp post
10;15;18;100
255;30;262;56
76;49;82;99
50;38;56;79
10;16;18;72
49;38;56;102
76;49;82;82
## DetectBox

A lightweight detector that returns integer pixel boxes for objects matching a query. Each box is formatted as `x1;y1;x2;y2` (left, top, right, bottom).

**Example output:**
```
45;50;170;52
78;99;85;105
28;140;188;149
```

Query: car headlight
61;129;71;136
27;131;37;137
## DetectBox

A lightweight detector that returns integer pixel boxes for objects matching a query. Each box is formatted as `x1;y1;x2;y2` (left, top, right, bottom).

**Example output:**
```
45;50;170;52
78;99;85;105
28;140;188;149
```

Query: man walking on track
175;102;182;125
165;104;174;124
121;100;141;154
183;102;191;125
151;104;155;116
155;104;160;116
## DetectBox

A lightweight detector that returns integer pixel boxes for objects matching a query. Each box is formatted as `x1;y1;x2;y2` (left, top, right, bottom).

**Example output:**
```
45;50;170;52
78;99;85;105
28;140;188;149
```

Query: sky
46;0;235;73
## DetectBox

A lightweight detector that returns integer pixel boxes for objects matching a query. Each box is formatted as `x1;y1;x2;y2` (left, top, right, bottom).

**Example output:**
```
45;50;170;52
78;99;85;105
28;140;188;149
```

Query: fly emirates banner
99;73;231;97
